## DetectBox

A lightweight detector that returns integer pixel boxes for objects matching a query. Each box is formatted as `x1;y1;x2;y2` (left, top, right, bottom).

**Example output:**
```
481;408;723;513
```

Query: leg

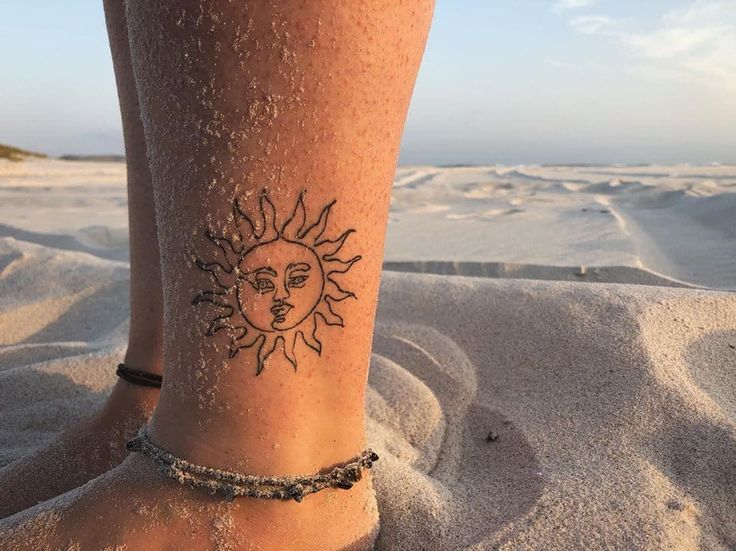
0;0;164;518
0;1;433;548
106;0;165;380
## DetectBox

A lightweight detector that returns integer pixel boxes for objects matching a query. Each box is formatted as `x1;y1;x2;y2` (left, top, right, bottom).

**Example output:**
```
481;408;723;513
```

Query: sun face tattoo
192;191;361;375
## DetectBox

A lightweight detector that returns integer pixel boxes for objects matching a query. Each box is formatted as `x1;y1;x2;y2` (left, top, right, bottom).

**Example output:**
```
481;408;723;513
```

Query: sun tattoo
192;191;361;375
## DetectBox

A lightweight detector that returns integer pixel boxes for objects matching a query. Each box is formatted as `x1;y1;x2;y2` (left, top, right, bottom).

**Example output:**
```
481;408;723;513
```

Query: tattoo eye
288;275;308;288
253;279;275;293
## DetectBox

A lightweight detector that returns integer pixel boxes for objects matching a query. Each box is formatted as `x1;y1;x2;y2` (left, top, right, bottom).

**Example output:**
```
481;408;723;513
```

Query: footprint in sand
367;324;543;549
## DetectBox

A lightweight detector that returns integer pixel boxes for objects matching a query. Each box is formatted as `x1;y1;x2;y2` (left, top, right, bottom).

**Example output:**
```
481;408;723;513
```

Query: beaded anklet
127;427;378;502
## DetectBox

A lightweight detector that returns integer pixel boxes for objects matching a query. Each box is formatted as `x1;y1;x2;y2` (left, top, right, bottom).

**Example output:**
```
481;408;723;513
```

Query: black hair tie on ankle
116;363;163;388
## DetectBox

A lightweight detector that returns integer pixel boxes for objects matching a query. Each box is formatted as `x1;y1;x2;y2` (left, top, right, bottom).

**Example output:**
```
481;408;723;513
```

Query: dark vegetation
0;143;47;161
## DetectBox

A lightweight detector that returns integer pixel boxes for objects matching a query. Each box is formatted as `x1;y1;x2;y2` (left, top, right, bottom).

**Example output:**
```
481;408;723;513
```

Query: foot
0;453;379;550
0;379;158;519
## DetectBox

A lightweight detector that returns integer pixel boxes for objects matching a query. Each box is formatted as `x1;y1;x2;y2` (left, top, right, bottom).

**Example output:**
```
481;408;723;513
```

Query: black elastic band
116;363;163;388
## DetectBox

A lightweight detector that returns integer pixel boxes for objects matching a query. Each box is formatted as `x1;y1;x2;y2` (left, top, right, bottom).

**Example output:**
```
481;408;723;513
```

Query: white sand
389;164;736;289
1;159;735;548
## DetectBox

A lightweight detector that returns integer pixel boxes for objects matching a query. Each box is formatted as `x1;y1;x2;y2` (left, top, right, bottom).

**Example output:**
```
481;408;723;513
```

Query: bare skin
0;0;164;520
0;0;434;548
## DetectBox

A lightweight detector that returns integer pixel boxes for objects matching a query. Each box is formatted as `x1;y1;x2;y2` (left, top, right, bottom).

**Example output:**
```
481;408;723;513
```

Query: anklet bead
127;427;378;502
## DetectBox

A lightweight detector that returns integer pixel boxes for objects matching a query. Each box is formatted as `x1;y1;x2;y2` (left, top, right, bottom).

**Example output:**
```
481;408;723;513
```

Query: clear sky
1;0;734;164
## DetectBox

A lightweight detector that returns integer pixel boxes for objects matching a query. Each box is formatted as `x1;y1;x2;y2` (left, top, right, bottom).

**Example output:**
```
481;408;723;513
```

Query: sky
1;0;735;165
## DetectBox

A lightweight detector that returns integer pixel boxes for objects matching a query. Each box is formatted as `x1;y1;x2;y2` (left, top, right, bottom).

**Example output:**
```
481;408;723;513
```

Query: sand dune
390;164;736;290
1;159;735;549
383;261;693;288
3;159;734;288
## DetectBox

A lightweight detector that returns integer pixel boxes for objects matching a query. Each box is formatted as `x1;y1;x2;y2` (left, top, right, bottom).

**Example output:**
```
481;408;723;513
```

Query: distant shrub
0;143;47;161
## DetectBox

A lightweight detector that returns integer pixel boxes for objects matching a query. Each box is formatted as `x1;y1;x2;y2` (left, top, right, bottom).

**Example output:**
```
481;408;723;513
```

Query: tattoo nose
273;283;290;302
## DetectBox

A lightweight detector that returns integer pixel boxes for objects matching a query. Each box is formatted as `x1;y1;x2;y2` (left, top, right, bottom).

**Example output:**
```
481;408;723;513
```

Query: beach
0;159;734;549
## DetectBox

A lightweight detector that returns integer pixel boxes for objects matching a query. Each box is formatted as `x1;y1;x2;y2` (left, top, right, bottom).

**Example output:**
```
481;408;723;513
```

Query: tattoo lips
193;191;361;375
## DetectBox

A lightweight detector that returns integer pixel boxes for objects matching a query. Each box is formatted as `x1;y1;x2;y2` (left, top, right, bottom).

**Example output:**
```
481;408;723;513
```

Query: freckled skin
236;239;324;332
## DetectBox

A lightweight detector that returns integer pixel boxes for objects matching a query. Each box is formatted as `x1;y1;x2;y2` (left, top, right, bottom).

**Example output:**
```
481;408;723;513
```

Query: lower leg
0;0;163;518
0;0;433;547
99;0;164;436
138;0;433;483
106;0;164;378
134;3;433;546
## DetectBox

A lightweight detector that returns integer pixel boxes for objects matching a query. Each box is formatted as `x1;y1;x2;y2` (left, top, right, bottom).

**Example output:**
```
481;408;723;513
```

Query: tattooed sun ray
193;191;361;375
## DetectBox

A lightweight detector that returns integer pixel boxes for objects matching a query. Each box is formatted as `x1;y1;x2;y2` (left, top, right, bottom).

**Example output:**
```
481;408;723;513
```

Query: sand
388;164;736;290
1;159;735;549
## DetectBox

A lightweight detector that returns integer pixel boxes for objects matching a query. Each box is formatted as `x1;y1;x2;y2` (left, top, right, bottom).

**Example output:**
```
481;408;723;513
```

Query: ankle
124;339;164;376
147;377;367;478
146;335;370;477
98;378;159;425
